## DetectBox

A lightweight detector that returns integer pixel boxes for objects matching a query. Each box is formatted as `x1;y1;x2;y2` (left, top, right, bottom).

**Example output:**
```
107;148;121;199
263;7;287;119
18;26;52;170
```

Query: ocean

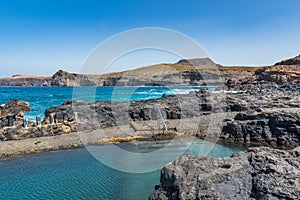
0;86;213;121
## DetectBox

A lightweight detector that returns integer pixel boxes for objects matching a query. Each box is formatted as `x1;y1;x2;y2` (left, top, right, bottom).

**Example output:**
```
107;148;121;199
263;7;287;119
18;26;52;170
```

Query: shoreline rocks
149;146;300;200
1;81;299;149
221;110;300;148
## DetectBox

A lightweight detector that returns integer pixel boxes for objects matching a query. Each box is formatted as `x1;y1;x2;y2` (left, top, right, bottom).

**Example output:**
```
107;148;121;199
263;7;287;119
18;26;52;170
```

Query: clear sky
1;0;300;77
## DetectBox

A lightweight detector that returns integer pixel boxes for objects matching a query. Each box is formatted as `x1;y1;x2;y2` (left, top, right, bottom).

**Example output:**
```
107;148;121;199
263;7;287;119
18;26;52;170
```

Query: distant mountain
176;58;216;66
0;55;299;86
50;58;219;86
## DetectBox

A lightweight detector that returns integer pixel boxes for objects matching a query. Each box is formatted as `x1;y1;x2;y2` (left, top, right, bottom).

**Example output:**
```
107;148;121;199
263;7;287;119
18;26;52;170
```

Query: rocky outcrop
221;110;300;148
0;100;76;141
0;100;30;126
275;55;300;66
50;70;102;86
42;82;300;147
150;146;300;200
51;70;77;86
255;65;300;84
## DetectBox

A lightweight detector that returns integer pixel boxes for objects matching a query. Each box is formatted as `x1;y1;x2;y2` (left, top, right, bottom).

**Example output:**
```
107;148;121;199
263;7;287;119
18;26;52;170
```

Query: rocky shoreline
0;81;299;158
2;81;298;146
149;146;300;199
148;55;300;199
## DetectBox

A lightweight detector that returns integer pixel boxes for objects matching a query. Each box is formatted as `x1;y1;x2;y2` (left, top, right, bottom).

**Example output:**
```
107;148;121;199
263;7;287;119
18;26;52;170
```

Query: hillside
255;55;300;84
49;58;261;86
1;55;299;86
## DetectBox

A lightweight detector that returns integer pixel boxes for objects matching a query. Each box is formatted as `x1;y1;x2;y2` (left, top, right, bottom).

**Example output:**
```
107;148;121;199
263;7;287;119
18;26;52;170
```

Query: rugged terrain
149;146;300;200
149;55;300;199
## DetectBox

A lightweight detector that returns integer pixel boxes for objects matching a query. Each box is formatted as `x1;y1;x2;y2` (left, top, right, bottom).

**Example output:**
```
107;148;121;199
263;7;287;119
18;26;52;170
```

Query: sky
1;0;300;77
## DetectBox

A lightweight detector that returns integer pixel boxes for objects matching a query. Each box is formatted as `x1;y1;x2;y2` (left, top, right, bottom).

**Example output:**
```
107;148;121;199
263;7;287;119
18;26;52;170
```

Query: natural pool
0;139;248;200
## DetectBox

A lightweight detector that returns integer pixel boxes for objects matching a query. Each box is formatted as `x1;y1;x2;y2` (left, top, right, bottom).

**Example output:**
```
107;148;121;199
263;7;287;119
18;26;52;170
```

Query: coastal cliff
149;146;300;199
0;58;258;86
0;75;51;86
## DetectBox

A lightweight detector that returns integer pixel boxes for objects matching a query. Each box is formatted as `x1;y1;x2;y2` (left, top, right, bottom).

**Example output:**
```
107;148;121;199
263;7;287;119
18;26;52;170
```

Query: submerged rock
149;146;300;200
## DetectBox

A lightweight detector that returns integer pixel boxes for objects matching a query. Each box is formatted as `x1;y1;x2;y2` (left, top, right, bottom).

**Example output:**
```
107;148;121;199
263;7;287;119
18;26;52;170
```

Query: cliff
0;75;51;86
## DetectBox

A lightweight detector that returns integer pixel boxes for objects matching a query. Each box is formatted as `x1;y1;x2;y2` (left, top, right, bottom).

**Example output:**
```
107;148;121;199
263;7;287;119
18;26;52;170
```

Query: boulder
0;100;30;120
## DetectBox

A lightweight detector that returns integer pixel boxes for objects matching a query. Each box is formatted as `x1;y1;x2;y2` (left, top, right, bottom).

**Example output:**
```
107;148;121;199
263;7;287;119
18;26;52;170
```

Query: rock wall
150;146;300;200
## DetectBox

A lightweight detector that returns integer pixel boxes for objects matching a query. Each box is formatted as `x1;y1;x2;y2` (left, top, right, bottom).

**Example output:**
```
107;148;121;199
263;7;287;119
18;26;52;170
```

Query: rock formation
0;100;30;125
0;100;76;141
221;111;300;148
149;146;300;200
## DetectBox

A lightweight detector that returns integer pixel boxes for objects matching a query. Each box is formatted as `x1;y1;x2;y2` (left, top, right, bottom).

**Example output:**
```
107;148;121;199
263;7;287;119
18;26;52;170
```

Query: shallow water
0;139;247;200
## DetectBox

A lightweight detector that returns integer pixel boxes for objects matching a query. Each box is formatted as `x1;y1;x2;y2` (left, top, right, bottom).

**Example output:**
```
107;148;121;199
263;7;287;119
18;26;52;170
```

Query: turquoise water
0;86;212;120
0;139;247;200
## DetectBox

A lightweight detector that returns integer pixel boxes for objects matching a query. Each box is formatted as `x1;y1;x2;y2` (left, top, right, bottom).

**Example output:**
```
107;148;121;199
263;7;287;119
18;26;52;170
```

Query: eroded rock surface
221;110;300;148
150;146;300;200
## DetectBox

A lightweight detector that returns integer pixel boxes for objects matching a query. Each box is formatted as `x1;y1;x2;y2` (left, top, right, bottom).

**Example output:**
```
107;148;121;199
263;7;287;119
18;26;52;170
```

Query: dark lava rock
0;100;30;128
0;100;30;119
44;91;226;130
221;111;300;148
149;146;300;200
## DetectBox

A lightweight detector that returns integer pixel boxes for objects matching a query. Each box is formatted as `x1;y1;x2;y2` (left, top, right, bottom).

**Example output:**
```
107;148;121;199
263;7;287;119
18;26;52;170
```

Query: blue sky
1;0;300;77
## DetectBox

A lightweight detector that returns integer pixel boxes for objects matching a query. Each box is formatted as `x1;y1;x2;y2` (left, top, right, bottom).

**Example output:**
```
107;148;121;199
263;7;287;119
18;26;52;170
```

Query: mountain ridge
0;56;299;86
